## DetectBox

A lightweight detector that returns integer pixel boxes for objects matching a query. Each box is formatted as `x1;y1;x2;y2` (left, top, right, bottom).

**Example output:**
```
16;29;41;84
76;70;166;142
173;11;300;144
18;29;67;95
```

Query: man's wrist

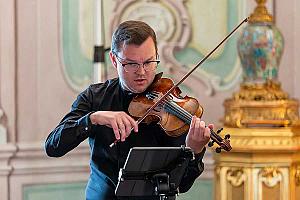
193;147;206;161
89;112;97;125
194;147;204;155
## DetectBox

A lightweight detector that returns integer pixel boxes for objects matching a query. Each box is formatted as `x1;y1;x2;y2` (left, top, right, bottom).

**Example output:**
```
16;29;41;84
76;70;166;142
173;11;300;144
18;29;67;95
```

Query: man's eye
145;61;157;66
127;63;139;68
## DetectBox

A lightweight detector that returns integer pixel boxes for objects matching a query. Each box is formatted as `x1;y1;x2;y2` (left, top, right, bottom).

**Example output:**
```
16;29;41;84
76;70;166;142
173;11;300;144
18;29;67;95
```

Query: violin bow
110;17;249;147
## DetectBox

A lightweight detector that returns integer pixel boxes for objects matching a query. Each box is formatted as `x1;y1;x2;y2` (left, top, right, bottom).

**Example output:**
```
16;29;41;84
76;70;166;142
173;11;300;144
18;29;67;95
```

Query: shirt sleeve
160;132;206;193
44;87;94;157
178;147;206;193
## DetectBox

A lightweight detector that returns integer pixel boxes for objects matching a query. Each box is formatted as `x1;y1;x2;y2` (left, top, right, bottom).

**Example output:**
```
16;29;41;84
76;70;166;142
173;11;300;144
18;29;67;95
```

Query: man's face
110;37;157;93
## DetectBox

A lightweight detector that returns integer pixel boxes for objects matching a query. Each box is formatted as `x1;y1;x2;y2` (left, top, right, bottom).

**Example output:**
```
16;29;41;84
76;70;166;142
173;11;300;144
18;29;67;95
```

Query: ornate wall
0;0;299;200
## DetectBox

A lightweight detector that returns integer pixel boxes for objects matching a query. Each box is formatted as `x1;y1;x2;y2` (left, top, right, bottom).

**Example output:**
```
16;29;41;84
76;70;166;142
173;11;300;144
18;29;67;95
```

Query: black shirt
45;77;205;193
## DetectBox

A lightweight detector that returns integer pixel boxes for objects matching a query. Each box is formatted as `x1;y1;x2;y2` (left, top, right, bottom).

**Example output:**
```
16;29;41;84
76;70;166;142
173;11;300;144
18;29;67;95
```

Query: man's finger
126;115;138;133
189;116;196;135
111;122;120;140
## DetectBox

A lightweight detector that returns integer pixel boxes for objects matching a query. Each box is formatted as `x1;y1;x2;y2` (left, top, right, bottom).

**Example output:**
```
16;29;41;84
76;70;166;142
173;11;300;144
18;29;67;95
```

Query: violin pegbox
208;127;232;153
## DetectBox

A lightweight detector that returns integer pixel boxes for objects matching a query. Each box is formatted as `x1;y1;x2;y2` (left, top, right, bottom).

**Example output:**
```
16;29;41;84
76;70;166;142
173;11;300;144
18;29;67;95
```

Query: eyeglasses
113;53;160;73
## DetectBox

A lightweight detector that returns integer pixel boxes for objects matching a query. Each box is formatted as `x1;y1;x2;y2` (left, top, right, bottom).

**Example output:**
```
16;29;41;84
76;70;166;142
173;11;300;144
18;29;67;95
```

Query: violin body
128;77;203;137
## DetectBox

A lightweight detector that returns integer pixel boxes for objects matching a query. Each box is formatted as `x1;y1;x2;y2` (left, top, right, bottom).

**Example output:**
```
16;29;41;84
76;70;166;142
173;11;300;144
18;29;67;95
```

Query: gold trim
259;167;281;187
226;168;246;187
233;81;289;101
223;81;300;128
249;0;273;23
220;127;300;153
296;165;300;186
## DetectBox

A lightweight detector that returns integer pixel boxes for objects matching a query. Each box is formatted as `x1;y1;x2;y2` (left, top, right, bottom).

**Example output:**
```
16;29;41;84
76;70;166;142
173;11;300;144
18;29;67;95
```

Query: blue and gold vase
223;0;300;128
237;0;284;84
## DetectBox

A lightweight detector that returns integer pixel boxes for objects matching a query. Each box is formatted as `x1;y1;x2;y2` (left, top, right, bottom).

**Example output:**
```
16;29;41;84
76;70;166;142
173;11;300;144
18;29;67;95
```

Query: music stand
115;146;193;200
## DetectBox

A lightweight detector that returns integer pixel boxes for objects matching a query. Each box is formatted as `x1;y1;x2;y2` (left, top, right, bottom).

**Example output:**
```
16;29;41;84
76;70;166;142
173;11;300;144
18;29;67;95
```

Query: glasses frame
113;52;160;73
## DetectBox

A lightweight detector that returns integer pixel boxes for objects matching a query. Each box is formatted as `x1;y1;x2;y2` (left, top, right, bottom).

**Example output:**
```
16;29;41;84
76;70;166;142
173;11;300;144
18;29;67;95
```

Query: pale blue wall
178;179;213;200
23;180;212;200
23;182;86;200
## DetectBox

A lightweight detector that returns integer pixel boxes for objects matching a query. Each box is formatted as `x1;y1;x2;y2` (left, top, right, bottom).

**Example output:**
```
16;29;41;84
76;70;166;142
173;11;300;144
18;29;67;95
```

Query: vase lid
249;0;273;23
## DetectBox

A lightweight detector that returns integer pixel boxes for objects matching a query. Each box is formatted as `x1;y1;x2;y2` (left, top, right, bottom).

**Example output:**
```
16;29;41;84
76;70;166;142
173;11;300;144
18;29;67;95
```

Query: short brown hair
111;20;157;55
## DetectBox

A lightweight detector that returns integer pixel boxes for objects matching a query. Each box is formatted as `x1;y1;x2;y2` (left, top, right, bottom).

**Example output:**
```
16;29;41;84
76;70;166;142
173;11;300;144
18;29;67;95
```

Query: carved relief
215;166;221;176
224;81;300;127
295;165;300;186
259;167;282;187
230;136;300;149
110;0;190;48
226;168;246;187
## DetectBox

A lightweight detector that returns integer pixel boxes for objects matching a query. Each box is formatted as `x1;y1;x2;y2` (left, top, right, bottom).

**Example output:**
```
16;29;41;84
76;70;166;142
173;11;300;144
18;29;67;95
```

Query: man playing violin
45;20;212;200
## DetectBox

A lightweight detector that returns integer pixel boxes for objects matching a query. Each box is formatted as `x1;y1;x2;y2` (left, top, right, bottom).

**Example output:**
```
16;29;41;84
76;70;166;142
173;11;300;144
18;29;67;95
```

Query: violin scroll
208;127;232;153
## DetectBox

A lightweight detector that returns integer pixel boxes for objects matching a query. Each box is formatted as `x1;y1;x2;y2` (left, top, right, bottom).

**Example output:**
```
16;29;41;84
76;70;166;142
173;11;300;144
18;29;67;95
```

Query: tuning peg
216;128;223;134
216;147;222;153
225;134;231;139
208;141;214;147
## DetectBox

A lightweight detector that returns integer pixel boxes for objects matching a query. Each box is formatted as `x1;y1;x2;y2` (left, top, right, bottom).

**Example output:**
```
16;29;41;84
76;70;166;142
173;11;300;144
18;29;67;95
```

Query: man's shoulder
88;77;119;92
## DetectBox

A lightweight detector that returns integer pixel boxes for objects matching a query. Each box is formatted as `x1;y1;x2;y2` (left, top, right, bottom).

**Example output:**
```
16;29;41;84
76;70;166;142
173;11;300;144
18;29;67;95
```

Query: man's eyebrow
123;55;156;63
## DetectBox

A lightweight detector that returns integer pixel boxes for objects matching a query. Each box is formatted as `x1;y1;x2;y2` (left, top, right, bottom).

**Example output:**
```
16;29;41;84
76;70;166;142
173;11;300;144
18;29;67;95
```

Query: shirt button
85;127;88;131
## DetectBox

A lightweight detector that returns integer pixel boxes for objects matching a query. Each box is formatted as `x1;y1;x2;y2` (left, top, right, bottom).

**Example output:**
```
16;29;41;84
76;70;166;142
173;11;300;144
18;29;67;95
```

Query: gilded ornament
259;167;282;187
296;165;300;186
248;0;273;23
226;168;246;187
223;82;300;127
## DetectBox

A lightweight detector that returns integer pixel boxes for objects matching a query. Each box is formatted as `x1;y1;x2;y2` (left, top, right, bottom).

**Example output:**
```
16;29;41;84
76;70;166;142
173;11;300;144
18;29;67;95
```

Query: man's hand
90;111;138;141
186;116;212;154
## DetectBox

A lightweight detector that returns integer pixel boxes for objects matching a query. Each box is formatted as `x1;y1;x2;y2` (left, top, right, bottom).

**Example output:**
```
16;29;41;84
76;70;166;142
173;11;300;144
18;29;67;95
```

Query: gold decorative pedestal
214;127;300;200
215;80;300;200
215;1;300;199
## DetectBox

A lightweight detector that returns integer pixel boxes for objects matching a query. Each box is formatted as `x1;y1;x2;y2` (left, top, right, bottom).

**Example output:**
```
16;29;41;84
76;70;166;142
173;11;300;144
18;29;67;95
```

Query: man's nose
135;64;146;74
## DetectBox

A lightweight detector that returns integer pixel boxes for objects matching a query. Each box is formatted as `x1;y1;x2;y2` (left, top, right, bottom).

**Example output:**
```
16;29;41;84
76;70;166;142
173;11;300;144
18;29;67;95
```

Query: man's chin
133;87;147;94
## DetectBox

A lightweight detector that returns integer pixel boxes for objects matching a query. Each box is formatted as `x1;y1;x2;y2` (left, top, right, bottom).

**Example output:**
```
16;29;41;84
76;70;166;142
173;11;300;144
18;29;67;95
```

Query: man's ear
109;51;117;68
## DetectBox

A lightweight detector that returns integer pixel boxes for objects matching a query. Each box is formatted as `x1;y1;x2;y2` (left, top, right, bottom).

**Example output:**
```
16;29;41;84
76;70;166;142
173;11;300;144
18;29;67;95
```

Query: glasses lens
124;63;140;72
143;61;159;71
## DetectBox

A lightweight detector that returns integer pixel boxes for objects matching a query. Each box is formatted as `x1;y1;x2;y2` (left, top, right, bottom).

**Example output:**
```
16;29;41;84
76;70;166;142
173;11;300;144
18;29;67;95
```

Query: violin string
163;97;225;143
169;102;192;122
153;92;196;124
165;102;225;144
164;100;192;123
151;92;224;141
166;101;224;141
149;91;192;123
151;92;230;150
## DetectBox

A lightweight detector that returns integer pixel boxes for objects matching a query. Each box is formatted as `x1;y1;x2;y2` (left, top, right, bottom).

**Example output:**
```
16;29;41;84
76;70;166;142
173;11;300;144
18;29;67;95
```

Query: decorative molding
0;109;7;144
0;143;17;175
226;167;246;187
256;166;289;200
0;0;17;143
10;142;90;175
7;141;90;200
295;165;300;186
59;0;93;92
230;137;300;151
222;127;300;152
259;167;282;187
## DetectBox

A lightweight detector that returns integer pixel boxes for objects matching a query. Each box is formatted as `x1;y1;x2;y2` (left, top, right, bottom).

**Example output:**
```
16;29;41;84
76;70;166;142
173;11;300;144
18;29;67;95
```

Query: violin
128;74;203;137
128;74;232;153
110;17;249;152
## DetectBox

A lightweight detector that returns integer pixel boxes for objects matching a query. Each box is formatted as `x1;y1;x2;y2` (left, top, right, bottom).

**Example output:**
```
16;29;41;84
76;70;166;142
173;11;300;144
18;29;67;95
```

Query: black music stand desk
115;146;193;200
